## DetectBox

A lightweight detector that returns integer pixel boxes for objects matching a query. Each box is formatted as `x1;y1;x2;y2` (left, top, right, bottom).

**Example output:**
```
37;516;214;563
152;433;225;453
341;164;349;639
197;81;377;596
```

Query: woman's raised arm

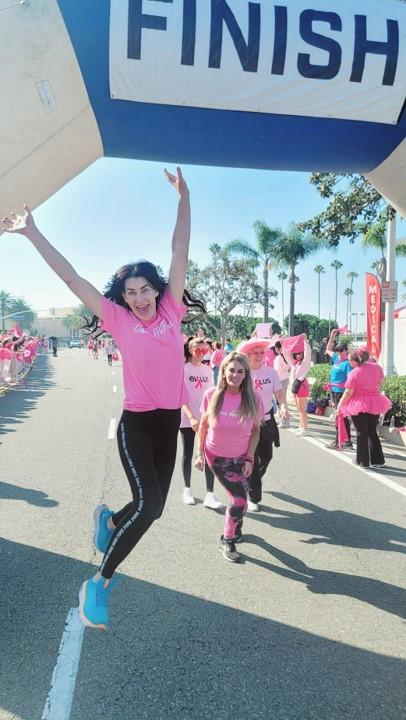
165;167;191;305
2;206;103;319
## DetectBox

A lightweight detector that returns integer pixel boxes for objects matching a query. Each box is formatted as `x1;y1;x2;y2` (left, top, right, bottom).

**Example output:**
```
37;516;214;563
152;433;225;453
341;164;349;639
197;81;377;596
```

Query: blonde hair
208;351;259;425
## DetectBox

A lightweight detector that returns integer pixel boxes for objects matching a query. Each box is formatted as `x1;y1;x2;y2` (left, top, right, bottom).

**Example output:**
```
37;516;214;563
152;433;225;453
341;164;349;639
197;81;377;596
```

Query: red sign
365;273;381;358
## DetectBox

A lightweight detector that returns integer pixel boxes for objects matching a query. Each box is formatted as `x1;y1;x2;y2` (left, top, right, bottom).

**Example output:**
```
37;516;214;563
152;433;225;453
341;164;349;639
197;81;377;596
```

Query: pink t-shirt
252;366;282;414
264;348;275;368
201;388;263;458
101;291;188;411
180;362;213;428
210;349;225;368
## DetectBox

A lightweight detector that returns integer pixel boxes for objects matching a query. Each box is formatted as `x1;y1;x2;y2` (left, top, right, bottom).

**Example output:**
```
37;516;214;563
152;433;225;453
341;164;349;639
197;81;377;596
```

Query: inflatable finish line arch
1;0;406;217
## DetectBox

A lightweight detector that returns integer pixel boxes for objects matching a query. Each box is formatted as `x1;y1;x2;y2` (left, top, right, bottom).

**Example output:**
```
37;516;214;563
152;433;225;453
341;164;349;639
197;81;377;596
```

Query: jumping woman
2;168;205;629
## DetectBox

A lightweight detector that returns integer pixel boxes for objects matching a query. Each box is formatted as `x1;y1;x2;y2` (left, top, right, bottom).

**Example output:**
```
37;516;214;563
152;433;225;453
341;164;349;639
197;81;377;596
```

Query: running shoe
325;441;340;450
203;492;223;509
78;576;118;630
93;504;114;553
370;463;385;469
297;429;310;437
182;488;195;505
247;500;259;512
219;536;241;563
233;523;243;543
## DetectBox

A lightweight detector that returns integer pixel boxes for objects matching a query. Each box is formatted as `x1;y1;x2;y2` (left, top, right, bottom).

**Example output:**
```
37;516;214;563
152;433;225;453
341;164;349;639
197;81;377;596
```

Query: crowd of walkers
1;167;393;632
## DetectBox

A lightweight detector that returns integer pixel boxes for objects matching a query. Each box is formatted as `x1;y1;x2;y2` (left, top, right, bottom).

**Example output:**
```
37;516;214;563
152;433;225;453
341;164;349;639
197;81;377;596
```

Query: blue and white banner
109;0;406;125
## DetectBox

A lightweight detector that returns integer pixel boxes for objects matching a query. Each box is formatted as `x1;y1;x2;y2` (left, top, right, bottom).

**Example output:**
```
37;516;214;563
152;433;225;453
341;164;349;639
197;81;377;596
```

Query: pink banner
365;273;381;358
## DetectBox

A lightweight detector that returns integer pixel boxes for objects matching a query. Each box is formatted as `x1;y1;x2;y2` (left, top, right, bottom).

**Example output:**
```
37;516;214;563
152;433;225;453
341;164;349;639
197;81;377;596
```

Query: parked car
69;339;81;348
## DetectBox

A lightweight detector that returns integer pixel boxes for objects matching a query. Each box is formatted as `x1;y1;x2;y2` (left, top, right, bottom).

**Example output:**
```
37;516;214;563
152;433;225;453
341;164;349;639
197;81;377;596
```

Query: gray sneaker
219;536;241;563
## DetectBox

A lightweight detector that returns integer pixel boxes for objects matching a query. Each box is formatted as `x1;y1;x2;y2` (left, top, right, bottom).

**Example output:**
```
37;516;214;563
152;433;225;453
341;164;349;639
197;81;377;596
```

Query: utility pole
383;215;396;376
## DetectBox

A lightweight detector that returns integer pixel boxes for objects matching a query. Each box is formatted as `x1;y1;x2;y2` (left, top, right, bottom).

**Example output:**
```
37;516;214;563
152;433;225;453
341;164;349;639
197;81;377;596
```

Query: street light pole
383;215;396;376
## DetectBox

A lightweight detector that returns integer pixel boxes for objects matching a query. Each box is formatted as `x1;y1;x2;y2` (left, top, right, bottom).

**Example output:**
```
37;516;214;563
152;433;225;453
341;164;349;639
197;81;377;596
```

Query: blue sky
3;157;406;331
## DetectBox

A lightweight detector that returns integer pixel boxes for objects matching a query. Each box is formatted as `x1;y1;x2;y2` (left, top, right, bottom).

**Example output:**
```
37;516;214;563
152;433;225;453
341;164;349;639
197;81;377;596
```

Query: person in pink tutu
336;348;392;469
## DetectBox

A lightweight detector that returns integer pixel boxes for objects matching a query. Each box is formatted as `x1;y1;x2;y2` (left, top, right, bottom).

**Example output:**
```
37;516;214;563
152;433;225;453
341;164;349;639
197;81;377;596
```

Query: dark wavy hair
83;261;206;334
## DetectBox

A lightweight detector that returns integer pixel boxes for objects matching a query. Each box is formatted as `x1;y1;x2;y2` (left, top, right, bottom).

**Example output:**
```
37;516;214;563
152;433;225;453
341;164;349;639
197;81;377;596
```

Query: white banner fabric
109;0;406;125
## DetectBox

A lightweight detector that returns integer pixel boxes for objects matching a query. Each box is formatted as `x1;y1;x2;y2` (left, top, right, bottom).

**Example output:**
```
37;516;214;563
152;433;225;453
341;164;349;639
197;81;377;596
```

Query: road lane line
108;418;116;439
112;385;117;393
41;607;84;720
289;430;406;498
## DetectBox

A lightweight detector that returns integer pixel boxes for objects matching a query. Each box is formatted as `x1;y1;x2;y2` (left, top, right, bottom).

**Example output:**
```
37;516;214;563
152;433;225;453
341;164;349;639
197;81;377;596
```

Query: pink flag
281;335;304;353
11;324;23;337
338;325;351;334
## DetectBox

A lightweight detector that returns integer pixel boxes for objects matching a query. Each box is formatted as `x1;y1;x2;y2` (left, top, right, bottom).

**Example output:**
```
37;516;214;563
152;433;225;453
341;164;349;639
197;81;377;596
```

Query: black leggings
100;408;180;579
179;427;214;491
249;415;278;503
351;413;384;468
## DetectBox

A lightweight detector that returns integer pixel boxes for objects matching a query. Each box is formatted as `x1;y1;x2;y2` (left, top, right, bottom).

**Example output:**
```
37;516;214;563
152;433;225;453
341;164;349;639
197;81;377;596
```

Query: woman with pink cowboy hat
237;337;287;511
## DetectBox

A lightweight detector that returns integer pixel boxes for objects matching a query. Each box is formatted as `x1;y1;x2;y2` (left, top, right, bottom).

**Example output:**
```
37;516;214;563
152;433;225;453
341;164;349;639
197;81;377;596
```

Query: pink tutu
342;393;392;417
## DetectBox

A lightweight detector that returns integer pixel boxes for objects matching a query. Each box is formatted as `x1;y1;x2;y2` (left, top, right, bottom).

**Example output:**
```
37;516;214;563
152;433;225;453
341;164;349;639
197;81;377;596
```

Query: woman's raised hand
1;205;36;237
164;166;189;197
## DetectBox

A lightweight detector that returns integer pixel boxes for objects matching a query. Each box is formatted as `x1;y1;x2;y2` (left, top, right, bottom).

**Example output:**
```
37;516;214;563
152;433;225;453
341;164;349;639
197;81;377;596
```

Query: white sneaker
297;429;310;437
247;500;259;512
203;492;223;509
182;488;195;505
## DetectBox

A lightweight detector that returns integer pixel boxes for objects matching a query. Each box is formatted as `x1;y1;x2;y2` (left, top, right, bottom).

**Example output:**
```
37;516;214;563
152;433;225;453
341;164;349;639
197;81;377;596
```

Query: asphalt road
0;350;405;720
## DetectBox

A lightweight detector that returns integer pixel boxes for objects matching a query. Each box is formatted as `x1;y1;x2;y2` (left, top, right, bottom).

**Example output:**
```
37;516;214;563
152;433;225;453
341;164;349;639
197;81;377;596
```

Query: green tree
346;271;358;326
188;245;263;342
226;221;282;322
284;313;337;345
272;224;320;335
330;259;343;322
361;219;406;283
7;298;36;330
314;265;325;318
63;303;94;334
299;173;392;247
277;271;288;329
0;290;14;331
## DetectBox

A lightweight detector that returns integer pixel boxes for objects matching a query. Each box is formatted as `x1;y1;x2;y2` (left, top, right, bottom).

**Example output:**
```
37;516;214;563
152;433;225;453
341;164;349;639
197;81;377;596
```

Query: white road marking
41;607;84;720
112;385;117;393
289;429;406;498
108;418;116;439
112;371;116;376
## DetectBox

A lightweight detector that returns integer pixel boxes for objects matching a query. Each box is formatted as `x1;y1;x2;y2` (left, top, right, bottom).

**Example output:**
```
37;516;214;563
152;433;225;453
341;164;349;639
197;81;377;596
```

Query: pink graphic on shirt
195;378;203;389
255;379;262;391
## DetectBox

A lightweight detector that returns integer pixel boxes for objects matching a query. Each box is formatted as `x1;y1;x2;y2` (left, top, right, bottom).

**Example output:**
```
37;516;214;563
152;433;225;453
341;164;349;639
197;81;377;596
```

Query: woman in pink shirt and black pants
2;168;205;630
337;348;391;468
196;352;263;563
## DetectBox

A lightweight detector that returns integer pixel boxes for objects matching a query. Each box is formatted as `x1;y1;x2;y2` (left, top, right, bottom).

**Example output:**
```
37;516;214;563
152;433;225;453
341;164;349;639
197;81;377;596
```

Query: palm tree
344;288;354;328
0;290;14;331
277;271;288;327
314;265;325;318
226;221;283;322
8;298;36;330
346;271;359;328
273;223;320;335
330;260;343;322
362;219;406;282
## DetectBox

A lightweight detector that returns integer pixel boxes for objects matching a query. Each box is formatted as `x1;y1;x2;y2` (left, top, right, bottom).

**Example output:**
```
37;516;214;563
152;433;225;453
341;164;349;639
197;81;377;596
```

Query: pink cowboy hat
236;337;270;355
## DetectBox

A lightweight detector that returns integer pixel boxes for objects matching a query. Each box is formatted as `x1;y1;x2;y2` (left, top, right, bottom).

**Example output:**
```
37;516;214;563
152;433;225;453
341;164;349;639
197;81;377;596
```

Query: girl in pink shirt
196;352;262;563
180;337;222;509
2;168;205;631
284;334;312;436
337;348;391;468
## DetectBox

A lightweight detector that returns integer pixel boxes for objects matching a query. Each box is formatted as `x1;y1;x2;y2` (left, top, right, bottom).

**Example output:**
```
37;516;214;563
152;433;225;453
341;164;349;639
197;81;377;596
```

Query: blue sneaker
93;504;113;553
78;577;118;630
